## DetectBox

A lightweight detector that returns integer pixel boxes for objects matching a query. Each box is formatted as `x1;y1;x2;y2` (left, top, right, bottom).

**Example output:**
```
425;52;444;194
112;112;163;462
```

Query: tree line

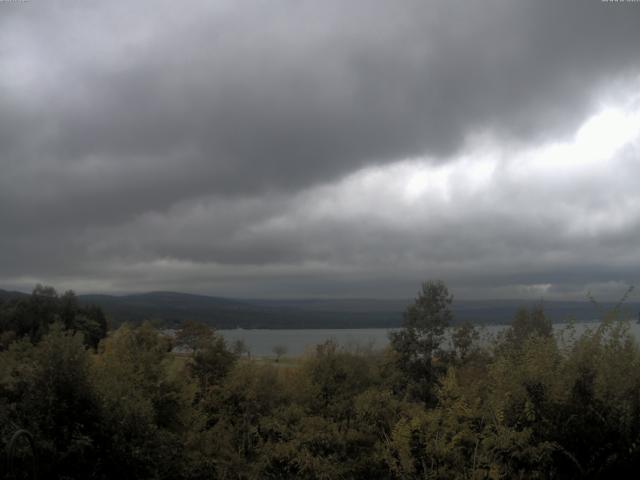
2;281;640;478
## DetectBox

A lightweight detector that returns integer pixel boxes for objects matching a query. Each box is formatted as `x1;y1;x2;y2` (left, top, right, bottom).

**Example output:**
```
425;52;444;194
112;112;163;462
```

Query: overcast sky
2;0;640;300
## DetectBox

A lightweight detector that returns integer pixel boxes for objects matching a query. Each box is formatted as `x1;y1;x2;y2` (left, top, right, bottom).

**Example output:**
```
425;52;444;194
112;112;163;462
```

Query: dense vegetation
2;282;640;478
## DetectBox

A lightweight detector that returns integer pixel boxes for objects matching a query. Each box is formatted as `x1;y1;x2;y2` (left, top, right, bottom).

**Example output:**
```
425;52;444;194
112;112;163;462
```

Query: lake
218;321;640;357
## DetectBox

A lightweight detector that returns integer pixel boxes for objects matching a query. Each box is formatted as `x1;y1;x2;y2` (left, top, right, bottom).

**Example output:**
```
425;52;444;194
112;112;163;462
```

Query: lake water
218;321;640;357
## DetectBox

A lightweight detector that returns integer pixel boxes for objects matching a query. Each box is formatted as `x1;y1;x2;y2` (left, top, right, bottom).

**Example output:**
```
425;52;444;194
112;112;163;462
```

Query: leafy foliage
2;282;640;479
389;280;453;404
0;285;107;349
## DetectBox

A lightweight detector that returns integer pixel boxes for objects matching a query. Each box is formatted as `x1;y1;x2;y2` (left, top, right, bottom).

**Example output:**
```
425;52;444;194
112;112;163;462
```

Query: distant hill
0;288;29;301
76;292;406;329
77;292;640;329
3;288;639;329
251;298;640;327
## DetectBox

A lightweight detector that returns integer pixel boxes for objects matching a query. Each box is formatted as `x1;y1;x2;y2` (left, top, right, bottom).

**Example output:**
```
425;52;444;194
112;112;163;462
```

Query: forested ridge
4;288;635;329
2;282;640;479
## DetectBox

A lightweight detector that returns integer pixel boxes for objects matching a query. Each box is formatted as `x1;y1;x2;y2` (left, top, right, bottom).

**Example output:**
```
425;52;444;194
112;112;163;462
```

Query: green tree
92;322;187;479
175;320;214;353
451;320;480;362
502;305;552;351
194;363;287;478
0;286;107;349
189;334;237;392
232;338;250;358
272;344;287;362
74;304;108;349
0;324;101;478
389;280;453;404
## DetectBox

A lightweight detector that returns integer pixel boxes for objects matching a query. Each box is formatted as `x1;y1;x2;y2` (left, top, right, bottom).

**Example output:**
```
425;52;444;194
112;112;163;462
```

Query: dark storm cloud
1;0;640;297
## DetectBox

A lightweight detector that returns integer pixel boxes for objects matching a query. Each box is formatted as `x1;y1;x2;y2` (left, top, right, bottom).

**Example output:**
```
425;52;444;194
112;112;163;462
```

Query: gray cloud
1;0;640;298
